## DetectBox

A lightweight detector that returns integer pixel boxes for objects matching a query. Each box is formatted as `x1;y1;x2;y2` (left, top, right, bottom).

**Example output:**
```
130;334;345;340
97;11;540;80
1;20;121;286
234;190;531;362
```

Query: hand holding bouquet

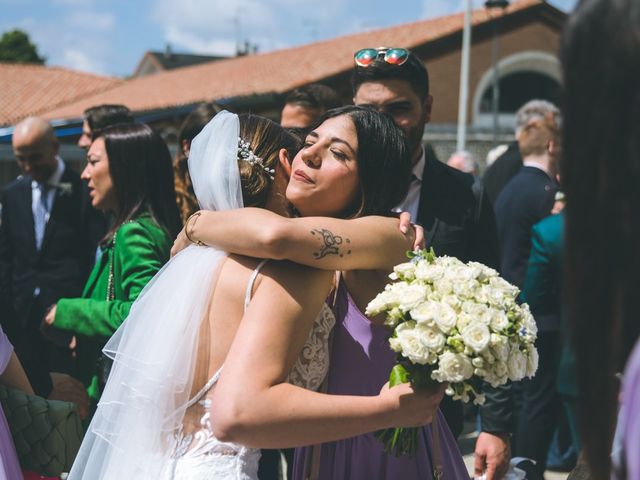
366;249;538;456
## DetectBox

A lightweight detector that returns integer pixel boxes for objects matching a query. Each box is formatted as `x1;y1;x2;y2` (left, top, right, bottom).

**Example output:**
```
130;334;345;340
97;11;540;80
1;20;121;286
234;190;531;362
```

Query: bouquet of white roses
366;249;538;456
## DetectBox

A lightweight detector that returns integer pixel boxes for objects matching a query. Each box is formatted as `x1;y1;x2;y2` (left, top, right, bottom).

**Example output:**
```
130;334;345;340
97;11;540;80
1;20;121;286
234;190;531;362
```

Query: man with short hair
483;99;560;206
280;84;341;129
78;104;134;149
494;113;561;480
0;117;95;414
348;47;507;479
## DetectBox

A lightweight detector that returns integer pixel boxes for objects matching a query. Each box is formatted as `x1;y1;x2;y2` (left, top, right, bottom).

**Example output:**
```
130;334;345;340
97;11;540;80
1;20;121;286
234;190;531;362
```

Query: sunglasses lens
384;48;409;65
354;48;379;67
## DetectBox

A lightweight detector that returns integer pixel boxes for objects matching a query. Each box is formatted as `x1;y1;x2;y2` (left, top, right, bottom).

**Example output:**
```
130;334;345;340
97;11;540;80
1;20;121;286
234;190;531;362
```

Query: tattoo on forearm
311;228;352;259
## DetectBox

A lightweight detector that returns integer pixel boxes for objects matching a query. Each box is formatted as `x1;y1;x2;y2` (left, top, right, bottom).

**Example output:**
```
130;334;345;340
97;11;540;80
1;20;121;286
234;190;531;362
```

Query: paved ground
458;427;570;480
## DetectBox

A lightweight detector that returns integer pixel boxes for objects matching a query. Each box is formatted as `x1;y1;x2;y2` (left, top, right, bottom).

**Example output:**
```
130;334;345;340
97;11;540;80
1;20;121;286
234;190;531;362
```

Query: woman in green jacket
43;123;181;403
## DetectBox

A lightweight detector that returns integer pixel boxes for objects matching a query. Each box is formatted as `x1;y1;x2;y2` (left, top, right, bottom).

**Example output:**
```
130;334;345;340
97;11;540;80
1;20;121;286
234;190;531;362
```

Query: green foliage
0;29;46;64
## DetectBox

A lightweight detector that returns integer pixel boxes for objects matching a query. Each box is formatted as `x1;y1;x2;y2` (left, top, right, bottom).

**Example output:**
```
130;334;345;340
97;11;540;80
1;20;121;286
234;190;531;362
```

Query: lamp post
456;0;473;152
485;0;509;144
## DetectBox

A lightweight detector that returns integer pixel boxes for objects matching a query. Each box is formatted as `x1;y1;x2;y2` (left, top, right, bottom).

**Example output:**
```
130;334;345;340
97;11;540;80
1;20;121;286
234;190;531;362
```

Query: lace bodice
161;260;335;479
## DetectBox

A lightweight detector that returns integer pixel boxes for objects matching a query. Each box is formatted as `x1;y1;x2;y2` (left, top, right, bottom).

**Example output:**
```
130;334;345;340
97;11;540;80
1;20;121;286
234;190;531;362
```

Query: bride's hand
378;380;446;428
171;227;191;257
398;212;425;251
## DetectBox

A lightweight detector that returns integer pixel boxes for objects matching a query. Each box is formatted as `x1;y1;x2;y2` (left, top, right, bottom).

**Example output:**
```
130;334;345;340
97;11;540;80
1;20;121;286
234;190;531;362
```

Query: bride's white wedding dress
67;112;332;480
160;259;335;480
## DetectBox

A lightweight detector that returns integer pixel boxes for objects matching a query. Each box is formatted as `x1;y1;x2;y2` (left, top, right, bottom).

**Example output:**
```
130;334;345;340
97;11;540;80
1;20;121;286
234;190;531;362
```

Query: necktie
34;183;51;250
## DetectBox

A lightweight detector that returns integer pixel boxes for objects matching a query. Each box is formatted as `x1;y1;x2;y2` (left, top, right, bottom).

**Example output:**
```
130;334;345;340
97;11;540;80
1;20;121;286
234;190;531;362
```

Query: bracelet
185;211;206;246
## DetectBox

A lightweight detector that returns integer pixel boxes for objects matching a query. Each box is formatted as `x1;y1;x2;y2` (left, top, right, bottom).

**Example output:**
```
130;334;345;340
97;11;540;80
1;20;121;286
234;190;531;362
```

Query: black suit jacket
0;166;102;393
483;141;523;207
417;153;500;270
415;153;506;435
494;166;558;289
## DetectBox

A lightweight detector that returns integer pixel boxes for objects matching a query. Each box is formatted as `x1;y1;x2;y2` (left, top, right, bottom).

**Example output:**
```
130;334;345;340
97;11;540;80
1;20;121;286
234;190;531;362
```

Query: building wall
427;20;561;124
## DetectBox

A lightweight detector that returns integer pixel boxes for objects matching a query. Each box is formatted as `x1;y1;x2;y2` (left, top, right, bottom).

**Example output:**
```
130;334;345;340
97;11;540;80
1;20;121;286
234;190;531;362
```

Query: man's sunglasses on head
354;47;410;67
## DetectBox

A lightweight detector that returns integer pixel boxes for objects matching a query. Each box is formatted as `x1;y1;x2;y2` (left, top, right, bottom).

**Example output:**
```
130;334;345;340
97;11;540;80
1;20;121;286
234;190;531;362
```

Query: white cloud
67;11;115;31
62;48;107;74
421;0;486;19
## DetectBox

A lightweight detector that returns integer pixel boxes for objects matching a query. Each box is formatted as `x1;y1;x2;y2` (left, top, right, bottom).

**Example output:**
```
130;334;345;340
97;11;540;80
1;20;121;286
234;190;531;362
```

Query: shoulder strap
244;259;269;311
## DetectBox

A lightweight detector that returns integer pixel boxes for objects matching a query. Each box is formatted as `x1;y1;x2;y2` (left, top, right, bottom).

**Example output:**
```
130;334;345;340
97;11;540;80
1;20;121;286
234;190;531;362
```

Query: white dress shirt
31;156;65;250
393;148;425;221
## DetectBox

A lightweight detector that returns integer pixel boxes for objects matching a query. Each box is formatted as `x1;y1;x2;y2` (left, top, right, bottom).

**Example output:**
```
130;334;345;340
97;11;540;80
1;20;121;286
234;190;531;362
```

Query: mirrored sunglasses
354;47;410;67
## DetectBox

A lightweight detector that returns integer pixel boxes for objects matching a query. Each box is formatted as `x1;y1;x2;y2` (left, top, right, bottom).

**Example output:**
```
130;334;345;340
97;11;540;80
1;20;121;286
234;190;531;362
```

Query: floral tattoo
311;228;352;259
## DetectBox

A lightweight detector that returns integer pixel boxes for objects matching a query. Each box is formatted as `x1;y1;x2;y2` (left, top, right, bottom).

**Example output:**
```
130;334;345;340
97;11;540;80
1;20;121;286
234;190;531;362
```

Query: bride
68;109;445;479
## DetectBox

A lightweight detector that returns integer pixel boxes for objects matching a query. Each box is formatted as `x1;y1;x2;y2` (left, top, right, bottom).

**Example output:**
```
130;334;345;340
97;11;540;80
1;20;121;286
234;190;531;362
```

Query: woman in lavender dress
292;278;470;480
0;326;34;480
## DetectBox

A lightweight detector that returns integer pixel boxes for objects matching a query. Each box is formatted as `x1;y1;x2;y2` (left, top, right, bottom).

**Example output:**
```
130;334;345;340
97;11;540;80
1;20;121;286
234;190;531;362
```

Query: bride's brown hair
237;114;300;208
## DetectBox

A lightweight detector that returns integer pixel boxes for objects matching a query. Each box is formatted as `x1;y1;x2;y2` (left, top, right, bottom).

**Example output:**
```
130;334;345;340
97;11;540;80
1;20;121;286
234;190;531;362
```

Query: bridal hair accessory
238;137;275;180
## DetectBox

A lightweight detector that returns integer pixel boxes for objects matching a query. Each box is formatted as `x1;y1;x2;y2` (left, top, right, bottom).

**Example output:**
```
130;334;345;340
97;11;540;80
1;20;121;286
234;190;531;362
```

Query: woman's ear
278;148;292;179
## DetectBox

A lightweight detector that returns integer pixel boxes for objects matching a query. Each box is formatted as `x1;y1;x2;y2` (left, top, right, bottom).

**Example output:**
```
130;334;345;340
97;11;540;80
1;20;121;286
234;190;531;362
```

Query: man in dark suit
0;117;96;403
483;100;560;207
351;47;507;479
494;112;561;480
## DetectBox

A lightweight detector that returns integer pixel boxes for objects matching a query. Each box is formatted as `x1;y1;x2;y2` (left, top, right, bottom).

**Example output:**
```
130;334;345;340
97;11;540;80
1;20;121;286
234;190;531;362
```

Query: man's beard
405;122;426;164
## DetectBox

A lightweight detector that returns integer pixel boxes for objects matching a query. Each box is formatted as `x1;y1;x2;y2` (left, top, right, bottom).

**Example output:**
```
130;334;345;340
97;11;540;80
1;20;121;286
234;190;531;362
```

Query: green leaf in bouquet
389;363;410;387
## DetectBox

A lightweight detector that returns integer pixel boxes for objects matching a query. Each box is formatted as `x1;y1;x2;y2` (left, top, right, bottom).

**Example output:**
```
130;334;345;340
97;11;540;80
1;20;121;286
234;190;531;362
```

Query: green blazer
54;213;172;399
521;212;577;398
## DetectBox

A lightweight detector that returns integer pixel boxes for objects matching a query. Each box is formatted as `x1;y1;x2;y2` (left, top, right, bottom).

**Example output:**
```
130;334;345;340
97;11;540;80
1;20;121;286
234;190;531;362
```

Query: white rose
507;348;527;381
526;347;539;377
432;351;474;383
415;262;444;282
434;302;458;334
416;324;446;352
472;357;484;368
365;290;397;316
390;262;416;281
456;312;474;331
492;361;508;379
391;282;428;311
491;338;510;362
489;309;509;331
461;323;491;353
453;279;478;298
435;278;453;296
441;294;462;311
390;321;431;364
409;301;438;325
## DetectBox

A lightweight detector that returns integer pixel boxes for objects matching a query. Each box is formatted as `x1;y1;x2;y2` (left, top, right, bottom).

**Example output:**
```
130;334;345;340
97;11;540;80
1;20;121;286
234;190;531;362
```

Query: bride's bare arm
211;261;444;448
174;208;419;271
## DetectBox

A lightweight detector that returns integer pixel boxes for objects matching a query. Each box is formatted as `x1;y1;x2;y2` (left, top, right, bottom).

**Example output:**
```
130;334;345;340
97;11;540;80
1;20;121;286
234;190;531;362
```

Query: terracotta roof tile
43;0;552;121
0;63;122;126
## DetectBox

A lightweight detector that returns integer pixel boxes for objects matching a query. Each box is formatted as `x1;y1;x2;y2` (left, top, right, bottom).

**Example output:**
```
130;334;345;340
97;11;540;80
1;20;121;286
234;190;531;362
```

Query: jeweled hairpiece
238;137;275;180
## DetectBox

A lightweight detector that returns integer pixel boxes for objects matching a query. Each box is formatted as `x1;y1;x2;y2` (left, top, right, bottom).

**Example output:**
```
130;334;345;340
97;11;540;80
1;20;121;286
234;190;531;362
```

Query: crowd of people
0;0;638;478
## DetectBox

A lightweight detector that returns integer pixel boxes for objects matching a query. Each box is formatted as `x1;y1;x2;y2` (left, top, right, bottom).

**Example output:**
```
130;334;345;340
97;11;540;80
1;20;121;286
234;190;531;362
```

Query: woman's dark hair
237;113;301;208
84;104;134;133
560;0;640;478
174;102;222;223
98;123;181;242
314;105;411;218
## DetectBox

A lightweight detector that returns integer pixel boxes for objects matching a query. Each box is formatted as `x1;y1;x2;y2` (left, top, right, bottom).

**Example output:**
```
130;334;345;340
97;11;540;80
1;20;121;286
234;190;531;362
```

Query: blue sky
1;0;577;78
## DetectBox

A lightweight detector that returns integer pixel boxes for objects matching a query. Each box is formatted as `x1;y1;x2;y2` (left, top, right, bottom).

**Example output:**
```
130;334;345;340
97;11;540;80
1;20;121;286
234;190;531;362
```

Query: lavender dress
613;339;640;479
0;328;24;480
293;282;469;480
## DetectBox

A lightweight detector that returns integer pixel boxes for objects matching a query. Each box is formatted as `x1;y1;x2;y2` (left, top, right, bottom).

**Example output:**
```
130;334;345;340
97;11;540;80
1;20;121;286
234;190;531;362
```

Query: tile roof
139;51;228;72
43;0;558;122
0;63;122;126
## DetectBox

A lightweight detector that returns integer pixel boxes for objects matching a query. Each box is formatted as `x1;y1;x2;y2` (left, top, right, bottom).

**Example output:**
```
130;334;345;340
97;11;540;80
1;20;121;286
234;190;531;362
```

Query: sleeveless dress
293;281;470;480
160;260;336;480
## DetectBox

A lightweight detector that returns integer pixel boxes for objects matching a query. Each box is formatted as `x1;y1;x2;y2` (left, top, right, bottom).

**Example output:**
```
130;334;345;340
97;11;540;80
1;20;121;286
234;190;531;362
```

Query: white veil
68;110;243;478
